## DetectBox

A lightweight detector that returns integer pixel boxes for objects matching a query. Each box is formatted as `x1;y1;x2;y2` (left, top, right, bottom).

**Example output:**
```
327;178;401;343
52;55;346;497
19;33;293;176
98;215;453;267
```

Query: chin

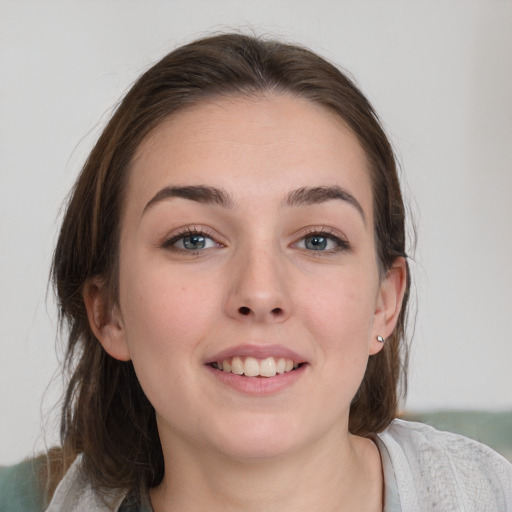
204;414;311;461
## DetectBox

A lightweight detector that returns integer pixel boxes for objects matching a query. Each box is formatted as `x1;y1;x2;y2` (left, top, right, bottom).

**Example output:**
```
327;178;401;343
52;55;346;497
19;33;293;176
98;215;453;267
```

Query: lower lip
205;364;307;395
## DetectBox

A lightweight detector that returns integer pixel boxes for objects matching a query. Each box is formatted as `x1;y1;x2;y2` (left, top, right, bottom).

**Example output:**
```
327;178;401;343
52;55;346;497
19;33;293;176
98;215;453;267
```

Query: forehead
127;93;373;217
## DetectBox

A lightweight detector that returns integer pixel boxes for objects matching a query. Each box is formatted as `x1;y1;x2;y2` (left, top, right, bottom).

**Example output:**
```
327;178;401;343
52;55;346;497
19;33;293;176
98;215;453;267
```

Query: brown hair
50;32;410;499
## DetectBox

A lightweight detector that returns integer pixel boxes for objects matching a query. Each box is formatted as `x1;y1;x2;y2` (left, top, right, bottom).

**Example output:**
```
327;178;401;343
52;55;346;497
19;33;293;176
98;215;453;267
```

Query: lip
205;344;307;365
205;362;308;396
204;344;308;396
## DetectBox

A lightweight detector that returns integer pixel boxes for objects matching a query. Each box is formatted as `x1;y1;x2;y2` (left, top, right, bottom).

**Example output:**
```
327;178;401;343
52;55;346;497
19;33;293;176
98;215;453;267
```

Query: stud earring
376;335;385;343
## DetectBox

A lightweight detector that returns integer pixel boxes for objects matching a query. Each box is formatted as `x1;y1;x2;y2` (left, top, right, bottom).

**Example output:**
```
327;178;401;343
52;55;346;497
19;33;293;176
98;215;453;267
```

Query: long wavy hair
48;32;410;501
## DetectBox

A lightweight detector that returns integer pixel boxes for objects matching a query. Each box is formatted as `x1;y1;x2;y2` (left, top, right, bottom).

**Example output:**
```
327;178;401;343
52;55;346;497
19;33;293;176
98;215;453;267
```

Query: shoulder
377;419;512;511
4;453;149;512
44;455;129;512
0;458;45;512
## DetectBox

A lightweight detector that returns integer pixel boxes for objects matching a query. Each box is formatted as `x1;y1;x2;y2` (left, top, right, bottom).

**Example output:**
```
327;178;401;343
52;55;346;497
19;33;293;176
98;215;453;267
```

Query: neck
150;428;383;512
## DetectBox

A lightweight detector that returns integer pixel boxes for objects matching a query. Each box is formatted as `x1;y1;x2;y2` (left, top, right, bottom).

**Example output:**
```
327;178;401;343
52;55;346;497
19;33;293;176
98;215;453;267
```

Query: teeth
244;357;260;377
260;357;276;377
215;356;299;377
231;356;244;375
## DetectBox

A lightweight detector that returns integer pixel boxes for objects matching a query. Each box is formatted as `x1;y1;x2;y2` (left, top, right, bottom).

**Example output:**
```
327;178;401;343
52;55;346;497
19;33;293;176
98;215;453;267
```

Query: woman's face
91;94;404;460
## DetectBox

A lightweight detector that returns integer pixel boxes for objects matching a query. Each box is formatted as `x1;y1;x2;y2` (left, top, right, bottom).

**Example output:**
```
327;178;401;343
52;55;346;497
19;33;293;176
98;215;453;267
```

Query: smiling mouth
209;356;303;378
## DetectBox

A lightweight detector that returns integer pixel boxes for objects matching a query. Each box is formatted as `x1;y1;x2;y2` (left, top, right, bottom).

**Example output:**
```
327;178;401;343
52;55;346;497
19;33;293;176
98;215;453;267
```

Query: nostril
236;306;284;318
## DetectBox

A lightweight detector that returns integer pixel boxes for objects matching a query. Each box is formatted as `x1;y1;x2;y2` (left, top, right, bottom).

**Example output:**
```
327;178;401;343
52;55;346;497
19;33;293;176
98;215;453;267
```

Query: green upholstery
402;410;512;461
0;458;44;511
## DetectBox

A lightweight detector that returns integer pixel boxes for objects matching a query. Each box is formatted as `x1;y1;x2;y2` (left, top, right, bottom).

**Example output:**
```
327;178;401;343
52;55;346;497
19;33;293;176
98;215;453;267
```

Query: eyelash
296;228;350;254
161;227;350;255
161;226;221;255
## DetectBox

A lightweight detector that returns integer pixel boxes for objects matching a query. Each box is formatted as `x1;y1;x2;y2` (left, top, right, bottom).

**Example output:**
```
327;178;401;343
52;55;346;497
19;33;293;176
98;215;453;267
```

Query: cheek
118;263;224;411
298;269;378;341
119;261;221;363
296;268;379;385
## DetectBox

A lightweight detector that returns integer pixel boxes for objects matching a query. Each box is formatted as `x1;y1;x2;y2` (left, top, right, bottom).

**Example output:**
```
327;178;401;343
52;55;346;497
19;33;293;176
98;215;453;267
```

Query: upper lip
205;344;307;365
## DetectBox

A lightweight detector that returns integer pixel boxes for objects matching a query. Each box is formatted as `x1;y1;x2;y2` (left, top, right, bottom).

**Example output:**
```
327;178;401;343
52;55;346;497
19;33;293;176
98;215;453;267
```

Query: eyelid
158;224;350;255
161;225;225;251
292;227;351;252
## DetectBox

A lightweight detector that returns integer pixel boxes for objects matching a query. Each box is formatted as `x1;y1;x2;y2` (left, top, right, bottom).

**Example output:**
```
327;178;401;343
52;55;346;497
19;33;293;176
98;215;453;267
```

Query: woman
1;33;510;512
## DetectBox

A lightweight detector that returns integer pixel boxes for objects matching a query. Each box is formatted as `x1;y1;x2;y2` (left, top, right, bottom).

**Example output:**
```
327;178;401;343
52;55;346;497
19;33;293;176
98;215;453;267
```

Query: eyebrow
143;185;234;214
143;184;365;223
284;186;366;223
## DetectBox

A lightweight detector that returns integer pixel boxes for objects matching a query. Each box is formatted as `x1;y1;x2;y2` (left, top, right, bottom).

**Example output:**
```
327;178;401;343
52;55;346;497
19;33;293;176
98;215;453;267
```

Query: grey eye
182;234;207;250
170;233;217;251
304;235;328;251
296;232;349;253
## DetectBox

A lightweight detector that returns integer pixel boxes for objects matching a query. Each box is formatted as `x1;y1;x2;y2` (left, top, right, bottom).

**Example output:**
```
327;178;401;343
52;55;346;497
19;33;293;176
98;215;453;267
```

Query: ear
369;257;408;356
83;277;131;361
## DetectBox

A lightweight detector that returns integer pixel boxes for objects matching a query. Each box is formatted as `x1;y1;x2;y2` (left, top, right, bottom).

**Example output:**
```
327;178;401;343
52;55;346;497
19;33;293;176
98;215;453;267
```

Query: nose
224;246;291;323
